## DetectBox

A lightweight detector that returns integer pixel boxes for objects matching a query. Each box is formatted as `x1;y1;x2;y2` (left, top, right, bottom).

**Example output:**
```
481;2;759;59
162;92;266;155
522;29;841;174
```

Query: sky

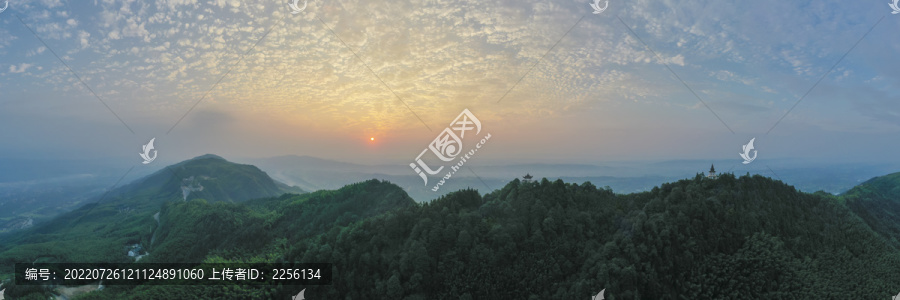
0;0;899;173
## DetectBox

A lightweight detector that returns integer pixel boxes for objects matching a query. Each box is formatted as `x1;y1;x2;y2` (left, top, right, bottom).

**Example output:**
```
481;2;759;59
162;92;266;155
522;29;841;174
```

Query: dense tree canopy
4;172;900;299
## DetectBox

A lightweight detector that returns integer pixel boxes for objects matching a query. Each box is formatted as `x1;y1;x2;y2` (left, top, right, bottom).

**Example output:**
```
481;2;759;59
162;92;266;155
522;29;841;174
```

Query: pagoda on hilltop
707;164;718;179
523;173;534;183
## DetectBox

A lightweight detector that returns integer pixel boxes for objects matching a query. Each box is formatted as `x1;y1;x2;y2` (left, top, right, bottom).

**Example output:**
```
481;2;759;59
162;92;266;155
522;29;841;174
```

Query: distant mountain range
244;155;687;202
2;155;896;231
3;155;900;298
242;155;900;201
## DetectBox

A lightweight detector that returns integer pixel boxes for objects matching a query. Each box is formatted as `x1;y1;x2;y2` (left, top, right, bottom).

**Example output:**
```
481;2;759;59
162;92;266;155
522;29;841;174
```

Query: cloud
78;31;91;49
4;0;898;138
9;63;34;73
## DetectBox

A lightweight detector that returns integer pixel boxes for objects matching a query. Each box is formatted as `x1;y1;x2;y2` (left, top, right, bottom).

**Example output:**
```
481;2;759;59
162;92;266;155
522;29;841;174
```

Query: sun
370;137;375;141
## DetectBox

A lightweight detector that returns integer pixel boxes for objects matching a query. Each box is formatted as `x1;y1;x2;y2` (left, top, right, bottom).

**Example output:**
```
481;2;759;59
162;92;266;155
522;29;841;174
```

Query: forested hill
286;174;900;299
842;172;900;249
147;179;416;263
112;154;302;203
0;155;305;285
0;155;302;243
55;173;900;299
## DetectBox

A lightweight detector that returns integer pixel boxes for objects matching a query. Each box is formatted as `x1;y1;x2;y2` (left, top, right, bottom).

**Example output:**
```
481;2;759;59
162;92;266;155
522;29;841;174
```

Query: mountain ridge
4;159;900;298
841;172;900;249
0;155;305;265
32;172;900;299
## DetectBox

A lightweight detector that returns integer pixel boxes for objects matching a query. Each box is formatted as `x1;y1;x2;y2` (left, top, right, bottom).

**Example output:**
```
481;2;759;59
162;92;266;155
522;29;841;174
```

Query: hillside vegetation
0;156;301;280
842;172;900;249
3;158;900;299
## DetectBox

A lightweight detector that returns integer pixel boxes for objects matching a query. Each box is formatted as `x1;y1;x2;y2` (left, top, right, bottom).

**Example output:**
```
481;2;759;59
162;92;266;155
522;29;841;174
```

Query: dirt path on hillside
150;211;160;246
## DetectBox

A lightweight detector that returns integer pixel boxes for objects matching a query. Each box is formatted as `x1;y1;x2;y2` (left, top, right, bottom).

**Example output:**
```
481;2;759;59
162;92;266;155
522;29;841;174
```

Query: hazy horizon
3;153;898;198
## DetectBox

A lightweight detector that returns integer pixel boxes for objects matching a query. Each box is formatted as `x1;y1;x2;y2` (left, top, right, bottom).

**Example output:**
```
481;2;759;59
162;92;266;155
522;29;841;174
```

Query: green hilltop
3;158;900;299
842;172;900;249
0;155;302;275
